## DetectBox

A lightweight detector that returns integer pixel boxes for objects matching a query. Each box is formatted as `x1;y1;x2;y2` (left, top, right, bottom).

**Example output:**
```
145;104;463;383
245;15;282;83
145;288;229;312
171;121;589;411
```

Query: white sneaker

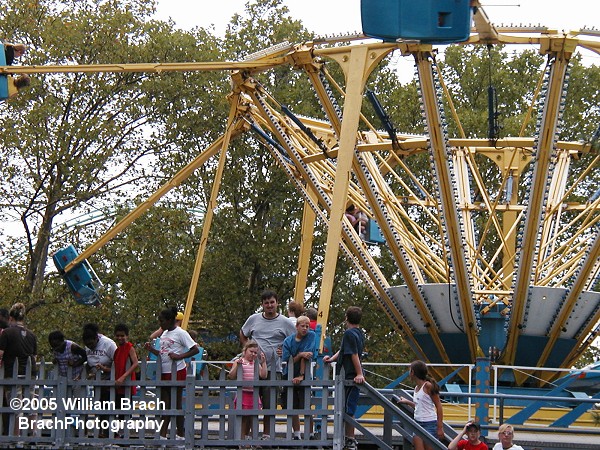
344;437;358;450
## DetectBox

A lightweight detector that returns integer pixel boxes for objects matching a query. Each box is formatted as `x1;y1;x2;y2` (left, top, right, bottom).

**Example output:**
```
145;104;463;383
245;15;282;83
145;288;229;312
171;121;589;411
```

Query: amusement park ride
5;1;599;388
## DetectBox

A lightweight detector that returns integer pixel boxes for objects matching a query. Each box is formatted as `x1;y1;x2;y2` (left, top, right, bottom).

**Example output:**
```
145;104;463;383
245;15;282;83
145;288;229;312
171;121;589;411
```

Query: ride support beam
305;69;342;137
0;60;287;75
303;137;590;164
414;50;480;360
293;190;318;306
497;149;530;289
538;150;571;268
505;39;574;365
314;45;386;349
64;127;246;273
291;45;344;138
471;1;499;43
181;93;241;329
453;148;478;285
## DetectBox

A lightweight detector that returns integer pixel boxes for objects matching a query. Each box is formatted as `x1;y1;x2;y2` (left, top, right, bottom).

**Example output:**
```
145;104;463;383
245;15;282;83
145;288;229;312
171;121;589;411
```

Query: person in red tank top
113;323;139;400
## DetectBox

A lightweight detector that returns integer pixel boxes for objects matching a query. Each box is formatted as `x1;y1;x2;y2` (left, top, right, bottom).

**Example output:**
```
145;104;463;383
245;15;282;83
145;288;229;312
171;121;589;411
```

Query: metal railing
0;357;343;449
1;358;599;449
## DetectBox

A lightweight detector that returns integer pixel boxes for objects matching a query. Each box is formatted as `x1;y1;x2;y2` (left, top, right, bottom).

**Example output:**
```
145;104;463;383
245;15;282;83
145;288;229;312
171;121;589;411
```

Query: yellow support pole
0;60;286;75
414;50;479;359
505;40;574;366
315;45;370;350
181;94;241;330
293;189;318;306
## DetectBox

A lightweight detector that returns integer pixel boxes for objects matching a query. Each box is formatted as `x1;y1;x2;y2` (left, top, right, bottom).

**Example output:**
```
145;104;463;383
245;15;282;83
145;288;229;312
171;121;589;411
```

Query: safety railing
1;358;599;449
0;357;343;449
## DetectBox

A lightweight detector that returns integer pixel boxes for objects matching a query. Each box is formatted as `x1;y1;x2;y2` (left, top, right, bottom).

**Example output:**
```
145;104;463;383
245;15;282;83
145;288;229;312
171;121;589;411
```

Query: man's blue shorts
345;385;360;416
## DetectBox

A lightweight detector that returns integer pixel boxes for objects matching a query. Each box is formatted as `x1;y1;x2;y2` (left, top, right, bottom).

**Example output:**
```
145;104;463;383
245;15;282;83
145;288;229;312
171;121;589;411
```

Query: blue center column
474;357;491;436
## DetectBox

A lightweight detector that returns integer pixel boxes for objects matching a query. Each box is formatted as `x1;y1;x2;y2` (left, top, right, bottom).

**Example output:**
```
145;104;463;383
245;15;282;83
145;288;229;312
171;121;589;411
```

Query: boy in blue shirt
323;306;365;450
282;315;316;440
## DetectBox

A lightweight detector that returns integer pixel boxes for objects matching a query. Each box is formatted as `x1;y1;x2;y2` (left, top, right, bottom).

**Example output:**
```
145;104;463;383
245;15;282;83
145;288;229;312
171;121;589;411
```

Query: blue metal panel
514;335;577;368
546;338;578;367
366;219;385;244
0;47;8;99
439;333;472;364
514;335;549;366
361;0;472;44
53;245;102;306
414;333;443;363
415;333;472;364
478;304;507;356
414;333;472;364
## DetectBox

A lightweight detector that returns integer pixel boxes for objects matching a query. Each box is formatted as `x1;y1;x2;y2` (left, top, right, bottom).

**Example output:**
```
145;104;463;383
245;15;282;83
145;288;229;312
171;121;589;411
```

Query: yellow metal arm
0;60;287;75
504;40;573;365
64;126;246;273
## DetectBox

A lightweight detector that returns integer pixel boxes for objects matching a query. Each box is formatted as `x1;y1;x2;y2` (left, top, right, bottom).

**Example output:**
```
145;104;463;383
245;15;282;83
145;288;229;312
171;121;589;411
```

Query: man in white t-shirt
82;323;117;438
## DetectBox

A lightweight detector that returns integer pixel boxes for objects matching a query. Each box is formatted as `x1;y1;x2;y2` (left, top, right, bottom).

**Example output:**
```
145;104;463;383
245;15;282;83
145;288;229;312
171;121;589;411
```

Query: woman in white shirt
492;424;524;450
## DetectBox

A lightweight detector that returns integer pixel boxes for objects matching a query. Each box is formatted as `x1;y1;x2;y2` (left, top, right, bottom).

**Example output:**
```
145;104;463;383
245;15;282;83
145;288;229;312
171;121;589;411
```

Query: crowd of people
0;294;529;449
0;292;362;446
233;291;367;450
0;302;201;439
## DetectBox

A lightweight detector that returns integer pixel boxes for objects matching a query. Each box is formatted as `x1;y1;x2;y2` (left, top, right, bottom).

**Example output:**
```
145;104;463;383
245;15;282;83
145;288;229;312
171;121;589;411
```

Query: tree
0;0;223;304
190;0;315;329
0;0;227;357
1;1;596;371
573;344;600;369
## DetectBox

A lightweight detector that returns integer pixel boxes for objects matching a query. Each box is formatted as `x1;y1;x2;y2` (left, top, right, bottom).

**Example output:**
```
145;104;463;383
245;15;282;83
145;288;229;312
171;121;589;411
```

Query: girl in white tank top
396;360;444;450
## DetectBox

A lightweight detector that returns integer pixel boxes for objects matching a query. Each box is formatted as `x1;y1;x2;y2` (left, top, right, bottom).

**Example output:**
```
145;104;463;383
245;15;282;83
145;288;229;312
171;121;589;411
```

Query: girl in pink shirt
228;340;267;441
